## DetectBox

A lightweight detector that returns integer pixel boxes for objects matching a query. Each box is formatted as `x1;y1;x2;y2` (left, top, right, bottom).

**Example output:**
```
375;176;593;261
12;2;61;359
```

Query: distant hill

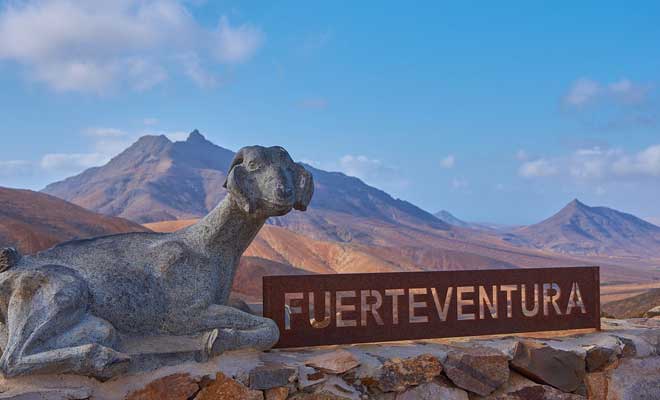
512;199;660;257
0;187;149;254
601;288;660;318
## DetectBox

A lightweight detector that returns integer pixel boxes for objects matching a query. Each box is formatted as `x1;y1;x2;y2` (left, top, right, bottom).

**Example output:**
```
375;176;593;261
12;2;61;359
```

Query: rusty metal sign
263;266;600;348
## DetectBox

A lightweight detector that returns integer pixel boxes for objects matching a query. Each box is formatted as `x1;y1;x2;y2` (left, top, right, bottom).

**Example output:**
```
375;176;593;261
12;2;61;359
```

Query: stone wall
1;318;659;400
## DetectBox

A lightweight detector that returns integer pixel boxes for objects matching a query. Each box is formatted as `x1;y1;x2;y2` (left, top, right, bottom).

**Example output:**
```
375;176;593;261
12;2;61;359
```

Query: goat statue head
223;146;314;218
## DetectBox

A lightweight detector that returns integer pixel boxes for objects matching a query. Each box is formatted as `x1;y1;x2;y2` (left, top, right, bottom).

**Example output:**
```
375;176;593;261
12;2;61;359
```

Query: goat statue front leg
195;304;280;357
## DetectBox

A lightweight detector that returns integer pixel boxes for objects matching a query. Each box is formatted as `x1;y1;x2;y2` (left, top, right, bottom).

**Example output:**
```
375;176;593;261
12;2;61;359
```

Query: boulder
298;365;327;391
607;357;660;399
584;372;608;400
395;379;468;400
194;372;263;400
378;354;442;392
644;306;660;318
510;340;585;392
249;364;297;390
265;386;290;400
442;346;509;395
305;350;360;374
126;373;199;400
496;385;585;399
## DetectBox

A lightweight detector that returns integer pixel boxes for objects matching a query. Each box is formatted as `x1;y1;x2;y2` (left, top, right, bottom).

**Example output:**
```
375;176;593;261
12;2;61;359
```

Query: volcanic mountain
0;187;149;254
43;131;449;241
512;199;660;257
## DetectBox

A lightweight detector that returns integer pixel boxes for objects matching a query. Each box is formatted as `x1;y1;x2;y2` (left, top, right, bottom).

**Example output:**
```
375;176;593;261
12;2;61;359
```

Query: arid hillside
512;199;660;257
0;187;149;254
602;288;660;318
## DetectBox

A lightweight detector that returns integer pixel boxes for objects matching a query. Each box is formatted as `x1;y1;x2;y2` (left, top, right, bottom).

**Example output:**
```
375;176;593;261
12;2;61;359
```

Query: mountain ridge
512;198;660;257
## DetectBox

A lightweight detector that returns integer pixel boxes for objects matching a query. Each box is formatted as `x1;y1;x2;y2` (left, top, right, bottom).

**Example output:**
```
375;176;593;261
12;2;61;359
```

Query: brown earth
601;288;660;318
0;187;150;254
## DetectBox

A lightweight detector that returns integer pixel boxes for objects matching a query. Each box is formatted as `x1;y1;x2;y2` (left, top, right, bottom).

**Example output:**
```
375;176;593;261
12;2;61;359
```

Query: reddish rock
195;372;263;400
265;386;289;400
510;340;585;392
584;372;608;400
305;350;360;374
125;373;199;400
442;346;509;396
378;354;442;392
498;385;585;399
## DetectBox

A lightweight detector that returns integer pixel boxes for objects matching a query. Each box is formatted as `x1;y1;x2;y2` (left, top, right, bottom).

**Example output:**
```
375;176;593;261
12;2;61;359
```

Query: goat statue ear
293;163;314;211
225;165;257;214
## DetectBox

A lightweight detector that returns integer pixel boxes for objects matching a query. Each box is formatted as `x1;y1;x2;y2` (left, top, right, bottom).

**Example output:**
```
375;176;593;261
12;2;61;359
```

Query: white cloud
562;77;655;129
563;78;601;107
519;159;559;178
180;53;218;88
451;178;469;190
440;154;455;169
337;154;409;193
563;77;651;109
40;152;108;171
646;216;660;226
212;16;263;64
0;1;263;92
0;160;34;177
518;144;660;182
516;149;529;161
143;118;159;126
164;131;189;141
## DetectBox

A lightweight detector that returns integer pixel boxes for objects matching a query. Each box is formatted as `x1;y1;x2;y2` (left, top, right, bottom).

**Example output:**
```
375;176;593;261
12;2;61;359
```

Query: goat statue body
0;145;313;379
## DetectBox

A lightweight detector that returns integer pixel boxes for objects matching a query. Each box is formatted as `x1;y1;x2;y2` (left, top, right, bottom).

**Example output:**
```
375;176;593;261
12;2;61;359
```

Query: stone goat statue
0;146;313;380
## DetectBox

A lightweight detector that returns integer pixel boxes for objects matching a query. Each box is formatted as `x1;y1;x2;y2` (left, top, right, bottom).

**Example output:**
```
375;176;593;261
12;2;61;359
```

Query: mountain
512;199;660;257
43;130;234;223
43;131;449;237
0;187;149;254
434;210;471;227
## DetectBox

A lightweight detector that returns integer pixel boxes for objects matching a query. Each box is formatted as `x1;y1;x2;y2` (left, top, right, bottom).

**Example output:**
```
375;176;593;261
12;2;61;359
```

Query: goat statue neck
184;195;267;257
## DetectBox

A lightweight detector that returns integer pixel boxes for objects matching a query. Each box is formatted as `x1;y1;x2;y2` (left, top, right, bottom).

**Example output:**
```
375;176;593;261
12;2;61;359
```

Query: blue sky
1;1;659;225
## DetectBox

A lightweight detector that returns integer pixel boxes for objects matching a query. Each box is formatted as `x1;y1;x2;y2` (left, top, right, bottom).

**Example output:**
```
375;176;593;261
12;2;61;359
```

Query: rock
395;379;468;400
298;365;327;391
378;354;442;392
265;386;290;400
306;350;360;374
126;373;200;400
496;385;585;399
442;346;509;395
0;247;20;272
510;340;585;392
585;345;618;372
607;357;660;399
644;306;660;318
249;364;297;390
578;335;622;372
314;376;361;400
584;372;608;400
0;387;91;400
195;372;263;400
